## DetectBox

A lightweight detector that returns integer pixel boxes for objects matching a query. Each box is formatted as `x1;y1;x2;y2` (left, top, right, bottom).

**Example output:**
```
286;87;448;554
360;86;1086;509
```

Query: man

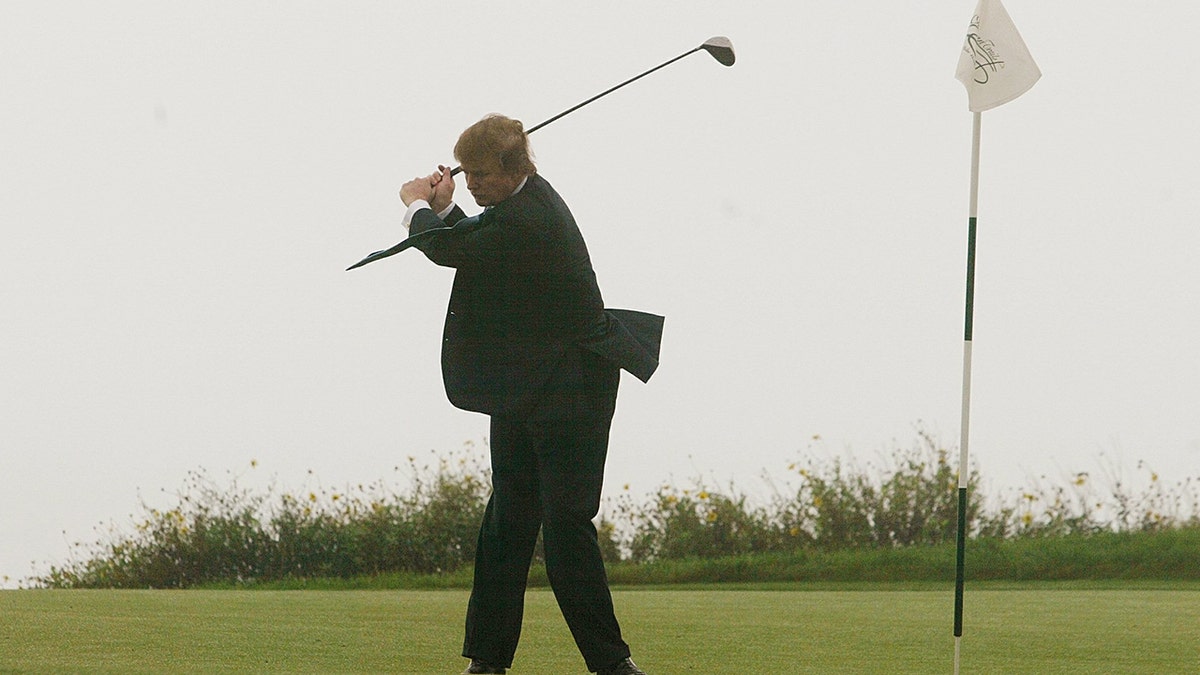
397;114;661;675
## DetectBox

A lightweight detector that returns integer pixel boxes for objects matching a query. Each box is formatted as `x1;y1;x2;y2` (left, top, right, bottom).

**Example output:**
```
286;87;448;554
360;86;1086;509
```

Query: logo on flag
955;0;1041;112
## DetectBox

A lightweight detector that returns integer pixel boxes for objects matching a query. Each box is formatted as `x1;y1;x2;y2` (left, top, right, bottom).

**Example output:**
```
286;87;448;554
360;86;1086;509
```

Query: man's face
462;160;525;207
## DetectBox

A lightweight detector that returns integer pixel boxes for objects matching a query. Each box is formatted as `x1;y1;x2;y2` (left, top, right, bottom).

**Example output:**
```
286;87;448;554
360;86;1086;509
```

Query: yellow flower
250;459;258;468
706;512;718;523
789;527;800;537
1021;513;1033;526
308;492;318;502
698;491;709;500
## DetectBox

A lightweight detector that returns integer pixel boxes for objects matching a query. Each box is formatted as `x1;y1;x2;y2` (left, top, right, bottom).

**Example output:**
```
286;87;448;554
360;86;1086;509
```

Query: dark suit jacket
409;173;663;419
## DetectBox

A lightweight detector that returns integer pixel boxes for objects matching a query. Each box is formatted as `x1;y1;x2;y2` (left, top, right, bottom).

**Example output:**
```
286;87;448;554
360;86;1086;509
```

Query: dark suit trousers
462;388;630;671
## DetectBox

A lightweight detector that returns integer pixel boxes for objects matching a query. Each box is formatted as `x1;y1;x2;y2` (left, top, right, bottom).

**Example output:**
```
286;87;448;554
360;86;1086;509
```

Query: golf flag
955;0;1041;111
951;4;1040;674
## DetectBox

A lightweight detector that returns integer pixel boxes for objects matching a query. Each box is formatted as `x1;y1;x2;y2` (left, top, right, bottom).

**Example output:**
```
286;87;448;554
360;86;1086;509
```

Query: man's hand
399;173;436;206
429;165;455;214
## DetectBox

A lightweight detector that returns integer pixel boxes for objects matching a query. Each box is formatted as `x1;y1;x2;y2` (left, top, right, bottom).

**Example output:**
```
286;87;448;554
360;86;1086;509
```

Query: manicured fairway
2;587;1197;673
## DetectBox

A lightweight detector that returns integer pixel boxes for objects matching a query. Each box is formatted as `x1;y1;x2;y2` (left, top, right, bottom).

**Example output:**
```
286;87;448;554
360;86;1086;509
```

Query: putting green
1;587;1196;673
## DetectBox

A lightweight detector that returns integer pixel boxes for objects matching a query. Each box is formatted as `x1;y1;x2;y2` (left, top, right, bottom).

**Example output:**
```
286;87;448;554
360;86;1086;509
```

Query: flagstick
954;110;982;675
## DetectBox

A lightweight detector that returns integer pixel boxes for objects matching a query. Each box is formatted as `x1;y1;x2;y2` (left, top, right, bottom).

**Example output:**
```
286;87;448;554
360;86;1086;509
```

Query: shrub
30;432;1200;588
36;446;490;588
977;458;1199;538
614;429;981;561
623;485;786;561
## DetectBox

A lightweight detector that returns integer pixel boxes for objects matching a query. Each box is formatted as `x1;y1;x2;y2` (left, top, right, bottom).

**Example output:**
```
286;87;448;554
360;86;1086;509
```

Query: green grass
191;529;1200;591
3;586;1198;673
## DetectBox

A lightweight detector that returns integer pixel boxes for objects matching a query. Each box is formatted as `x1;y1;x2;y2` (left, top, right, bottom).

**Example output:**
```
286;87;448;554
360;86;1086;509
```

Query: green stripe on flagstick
954;486;969;637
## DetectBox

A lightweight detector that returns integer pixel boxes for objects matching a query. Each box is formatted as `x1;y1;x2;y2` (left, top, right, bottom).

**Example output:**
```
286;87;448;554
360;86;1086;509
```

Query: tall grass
36;448;489;589
617;430;982;561
31;432;1199;588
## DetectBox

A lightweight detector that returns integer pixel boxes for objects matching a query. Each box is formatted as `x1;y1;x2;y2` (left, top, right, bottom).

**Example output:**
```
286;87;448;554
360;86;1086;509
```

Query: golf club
347;36;733;271
446;36;735;176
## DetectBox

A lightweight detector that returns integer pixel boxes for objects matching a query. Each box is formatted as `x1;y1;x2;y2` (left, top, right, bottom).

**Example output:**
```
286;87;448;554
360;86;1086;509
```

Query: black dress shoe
462;659;506;674
597;657;646;675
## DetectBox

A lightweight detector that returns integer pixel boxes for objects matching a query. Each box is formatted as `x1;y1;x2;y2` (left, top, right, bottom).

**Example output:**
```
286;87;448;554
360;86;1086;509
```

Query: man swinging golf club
398;114;662;675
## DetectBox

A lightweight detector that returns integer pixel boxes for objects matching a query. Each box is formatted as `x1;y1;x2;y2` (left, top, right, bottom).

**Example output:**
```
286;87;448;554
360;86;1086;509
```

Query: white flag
955;0;1041;112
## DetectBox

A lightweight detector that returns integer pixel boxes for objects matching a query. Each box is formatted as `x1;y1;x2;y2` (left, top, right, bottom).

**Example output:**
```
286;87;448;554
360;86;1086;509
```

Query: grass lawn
2;585;1197;673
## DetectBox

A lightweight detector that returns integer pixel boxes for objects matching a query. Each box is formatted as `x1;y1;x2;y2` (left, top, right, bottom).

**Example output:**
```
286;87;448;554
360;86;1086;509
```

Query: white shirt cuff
402;200;456;230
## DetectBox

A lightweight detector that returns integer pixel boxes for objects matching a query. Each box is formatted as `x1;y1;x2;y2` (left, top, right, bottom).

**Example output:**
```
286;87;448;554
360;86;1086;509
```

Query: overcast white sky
3;2;1198;585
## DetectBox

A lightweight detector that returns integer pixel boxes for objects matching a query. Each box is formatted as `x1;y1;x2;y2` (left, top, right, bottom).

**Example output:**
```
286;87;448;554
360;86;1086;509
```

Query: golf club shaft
447;45;707;177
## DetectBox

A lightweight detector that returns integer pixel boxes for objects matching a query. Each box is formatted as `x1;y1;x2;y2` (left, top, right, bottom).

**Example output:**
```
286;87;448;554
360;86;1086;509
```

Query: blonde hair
454;114;536;176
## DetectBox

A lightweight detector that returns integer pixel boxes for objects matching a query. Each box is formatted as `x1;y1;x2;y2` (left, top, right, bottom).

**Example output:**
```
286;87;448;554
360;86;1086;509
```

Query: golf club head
701;36;735;66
